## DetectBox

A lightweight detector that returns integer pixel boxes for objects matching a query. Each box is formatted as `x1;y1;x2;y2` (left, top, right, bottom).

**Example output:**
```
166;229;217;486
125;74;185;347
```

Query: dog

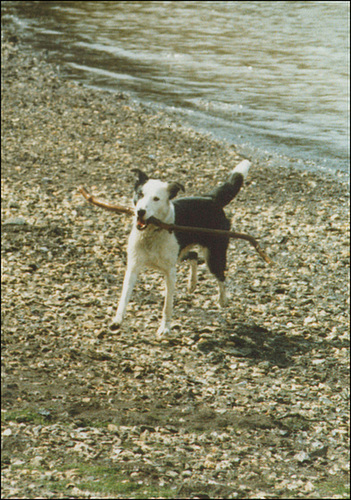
110;160;251;336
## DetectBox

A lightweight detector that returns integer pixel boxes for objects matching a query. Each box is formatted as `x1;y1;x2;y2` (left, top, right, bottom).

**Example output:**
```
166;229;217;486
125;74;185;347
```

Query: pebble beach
1;29;350;499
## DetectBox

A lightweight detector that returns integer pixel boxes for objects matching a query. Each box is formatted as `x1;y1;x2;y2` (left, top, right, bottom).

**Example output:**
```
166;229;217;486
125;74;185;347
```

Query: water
2;1;350;175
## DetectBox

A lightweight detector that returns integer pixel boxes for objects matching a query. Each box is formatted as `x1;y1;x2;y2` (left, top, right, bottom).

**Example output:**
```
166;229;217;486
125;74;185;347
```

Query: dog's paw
157;324;171;337
218;292;229;307
219;295;228;308
187;275;197;294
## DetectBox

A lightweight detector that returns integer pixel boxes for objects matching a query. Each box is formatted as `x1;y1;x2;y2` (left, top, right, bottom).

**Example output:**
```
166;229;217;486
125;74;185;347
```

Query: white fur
111;180;179;336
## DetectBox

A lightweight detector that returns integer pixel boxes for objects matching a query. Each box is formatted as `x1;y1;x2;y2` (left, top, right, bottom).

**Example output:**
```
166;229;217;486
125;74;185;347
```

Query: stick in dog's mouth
79;186;274;265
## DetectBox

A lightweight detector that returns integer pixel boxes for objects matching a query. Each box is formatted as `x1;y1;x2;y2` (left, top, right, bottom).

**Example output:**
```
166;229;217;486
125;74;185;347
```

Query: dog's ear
132;169;149;186
168;182;185;200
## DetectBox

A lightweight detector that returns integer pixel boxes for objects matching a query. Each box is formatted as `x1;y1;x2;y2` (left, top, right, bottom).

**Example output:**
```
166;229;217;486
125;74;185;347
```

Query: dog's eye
153;197;160;202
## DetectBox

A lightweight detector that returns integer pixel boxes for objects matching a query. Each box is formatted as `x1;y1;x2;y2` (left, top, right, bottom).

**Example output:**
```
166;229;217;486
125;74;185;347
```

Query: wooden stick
147;217;274;265
79;186;274;265
79;186;134;215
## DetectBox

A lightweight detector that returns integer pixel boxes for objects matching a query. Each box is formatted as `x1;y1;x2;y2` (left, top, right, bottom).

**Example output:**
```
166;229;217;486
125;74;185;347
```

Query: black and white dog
110;160;250;336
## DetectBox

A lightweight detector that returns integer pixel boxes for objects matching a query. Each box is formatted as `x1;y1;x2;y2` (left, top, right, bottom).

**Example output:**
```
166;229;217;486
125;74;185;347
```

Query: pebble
1;28;349;500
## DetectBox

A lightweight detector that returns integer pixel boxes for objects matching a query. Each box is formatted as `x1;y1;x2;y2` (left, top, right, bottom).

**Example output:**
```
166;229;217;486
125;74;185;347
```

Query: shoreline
1;26;349;193
2;2;349;178
2;29;350;500
2;23;350;187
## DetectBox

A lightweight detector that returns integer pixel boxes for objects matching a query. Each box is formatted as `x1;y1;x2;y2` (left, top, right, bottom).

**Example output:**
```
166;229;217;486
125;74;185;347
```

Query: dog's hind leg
157;267;176;337
204;244;229;307
188;258;198;293
180;250;198;293
217;279;228;307
110;266;139;331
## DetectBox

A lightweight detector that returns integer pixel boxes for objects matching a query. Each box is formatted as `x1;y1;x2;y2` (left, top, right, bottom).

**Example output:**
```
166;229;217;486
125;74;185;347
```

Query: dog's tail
208;160;251;208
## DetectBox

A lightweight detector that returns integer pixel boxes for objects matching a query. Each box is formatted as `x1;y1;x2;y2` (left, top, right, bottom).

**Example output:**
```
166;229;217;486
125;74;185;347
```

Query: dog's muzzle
136;209;148;230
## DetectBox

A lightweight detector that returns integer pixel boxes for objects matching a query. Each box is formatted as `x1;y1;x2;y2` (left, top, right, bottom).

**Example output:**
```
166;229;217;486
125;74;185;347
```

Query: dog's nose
137;209;146;218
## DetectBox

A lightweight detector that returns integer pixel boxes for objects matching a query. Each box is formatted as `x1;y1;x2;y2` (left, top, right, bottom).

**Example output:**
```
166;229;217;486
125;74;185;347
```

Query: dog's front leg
157;267;176;337
110;265;139;331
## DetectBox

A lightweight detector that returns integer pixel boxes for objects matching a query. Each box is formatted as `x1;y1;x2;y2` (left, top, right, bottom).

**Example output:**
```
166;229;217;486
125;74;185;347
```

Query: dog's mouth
136;216;148;231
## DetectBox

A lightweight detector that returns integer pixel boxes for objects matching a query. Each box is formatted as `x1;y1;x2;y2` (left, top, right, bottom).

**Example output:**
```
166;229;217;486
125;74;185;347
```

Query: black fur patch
174;197;231;281
206;173;244;208
132;169;149;205
168;182;185;200
132;168;149;189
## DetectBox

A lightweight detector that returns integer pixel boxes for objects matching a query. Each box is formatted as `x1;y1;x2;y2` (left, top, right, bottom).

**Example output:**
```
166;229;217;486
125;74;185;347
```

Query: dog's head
132;169;184;230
